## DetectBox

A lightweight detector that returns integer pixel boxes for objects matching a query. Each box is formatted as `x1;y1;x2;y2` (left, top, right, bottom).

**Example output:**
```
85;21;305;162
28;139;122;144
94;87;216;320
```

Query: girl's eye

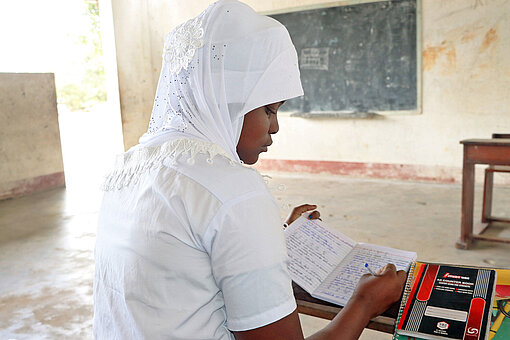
265;106;277;116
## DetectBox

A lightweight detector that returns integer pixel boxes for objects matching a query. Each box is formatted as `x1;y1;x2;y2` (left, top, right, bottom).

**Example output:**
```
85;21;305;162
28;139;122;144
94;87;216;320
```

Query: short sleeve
205;191;296;331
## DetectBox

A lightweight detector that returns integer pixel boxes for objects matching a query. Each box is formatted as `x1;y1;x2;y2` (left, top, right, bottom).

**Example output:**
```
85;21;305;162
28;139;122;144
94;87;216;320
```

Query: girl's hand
285;204;321;226
350;263;407;319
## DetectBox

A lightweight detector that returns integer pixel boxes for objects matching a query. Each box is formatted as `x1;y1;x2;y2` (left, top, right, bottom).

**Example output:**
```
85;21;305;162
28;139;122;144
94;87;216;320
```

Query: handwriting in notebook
285;219;355;292
285;216;417;307
315;244;415;305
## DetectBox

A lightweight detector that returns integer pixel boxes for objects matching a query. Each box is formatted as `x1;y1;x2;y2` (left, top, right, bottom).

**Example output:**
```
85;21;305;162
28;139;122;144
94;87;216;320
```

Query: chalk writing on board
271;0;418;113
300;48;329;70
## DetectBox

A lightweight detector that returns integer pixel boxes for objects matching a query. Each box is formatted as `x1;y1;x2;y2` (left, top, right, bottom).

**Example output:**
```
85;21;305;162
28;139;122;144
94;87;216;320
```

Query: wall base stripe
0;172;66;200
255;159;460;184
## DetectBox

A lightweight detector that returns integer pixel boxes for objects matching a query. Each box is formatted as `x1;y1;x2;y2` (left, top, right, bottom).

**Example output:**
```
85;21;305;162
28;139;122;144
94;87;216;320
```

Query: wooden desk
293;282;399;334
456;139;510;249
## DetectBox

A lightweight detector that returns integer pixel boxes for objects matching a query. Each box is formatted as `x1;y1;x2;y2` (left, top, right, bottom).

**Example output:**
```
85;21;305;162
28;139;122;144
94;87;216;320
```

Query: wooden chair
482;133;510;225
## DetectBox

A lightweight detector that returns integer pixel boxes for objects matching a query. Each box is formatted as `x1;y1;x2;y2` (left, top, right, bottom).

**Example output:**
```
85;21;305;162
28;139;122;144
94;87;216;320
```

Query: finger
307;210;321;220
293;204;317;215
379;263;397;275
360;273;371;280
397;270;407;282
285;204;319;225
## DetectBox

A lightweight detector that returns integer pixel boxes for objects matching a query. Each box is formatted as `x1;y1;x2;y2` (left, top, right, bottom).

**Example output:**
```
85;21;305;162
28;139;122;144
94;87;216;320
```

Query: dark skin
234;102;407;339
236;102;282;165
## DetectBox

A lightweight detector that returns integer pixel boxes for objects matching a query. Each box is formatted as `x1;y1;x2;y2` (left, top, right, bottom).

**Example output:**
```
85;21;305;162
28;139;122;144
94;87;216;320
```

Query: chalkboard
270;0;419;115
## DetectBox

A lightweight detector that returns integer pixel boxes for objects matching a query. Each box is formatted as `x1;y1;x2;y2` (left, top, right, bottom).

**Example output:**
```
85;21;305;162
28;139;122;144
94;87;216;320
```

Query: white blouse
93;144;296;339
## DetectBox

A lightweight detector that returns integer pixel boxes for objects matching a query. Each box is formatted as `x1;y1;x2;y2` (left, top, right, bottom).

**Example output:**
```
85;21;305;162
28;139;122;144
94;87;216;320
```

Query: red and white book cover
396;264;496;340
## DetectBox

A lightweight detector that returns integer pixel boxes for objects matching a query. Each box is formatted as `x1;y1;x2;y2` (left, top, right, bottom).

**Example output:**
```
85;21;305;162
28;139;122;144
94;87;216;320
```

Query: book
284;216;417;307
395;263;497;340
393;262;427;340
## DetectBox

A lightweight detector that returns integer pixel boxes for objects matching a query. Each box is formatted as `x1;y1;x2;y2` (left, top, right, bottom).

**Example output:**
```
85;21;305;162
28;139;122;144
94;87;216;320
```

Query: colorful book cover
395;264;496;340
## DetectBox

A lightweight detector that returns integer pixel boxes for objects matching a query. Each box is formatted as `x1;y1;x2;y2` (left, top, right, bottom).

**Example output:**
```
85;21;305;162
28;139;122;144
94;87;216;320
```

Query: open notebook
285;216;417;307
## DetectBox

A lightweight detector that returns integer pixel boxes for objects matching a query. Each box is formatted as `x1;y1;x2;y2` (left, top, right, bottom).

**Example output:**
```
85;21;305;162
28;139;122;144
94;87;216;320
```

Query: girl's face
236;101;284;164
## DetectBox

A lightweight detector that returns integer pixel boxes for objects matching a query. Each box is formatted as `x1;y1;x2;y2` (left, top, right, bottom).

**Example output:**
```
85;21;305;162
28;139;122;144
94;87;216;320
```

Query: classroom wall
110;0;510;184
0;73;65;200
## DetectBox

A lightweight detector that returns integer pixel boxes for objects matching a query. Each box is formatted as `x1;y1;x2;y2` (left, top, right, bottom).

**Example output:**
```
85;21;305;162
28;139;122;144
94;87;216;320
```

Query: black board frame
263;0;422;118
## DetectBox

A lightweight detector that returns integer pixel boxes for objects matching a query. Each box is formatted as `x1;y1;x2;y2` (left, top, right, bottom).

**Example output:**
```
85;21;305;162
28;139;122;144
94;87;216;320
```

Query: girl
94;1;406;339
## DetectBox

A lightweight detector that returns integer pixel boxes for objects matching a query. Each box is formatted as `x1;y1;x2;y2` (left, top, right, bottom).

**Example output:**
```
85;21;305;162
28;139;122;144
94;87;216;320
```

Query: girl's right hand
350;263;407;319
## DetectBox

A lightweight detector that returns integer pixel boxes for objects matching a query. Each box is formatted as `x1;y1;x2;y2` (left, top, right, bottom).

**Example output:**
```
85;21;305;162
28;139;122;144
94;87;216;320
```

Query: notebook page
285;216;356;294
313;243;417;306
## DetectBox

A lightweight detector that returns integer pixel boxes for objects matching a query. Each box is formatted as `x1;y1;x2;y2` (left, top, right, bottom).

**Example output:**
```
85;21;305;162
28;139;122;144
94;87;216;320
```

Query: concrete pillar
0;73;65;199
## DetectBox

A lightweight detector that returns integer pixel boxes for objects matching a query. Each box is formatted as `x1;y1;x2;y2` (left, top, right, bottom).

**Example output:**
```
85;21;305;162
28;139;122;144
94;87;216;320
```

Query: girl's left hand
284;204;321;226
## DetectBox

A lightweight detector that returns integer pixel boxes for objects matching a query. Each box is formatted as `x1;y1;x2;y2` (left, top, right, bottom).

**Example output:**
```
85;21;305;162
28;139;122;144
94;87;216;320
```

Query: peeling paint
423;42;457;71
423;45;447;71
461;31;476;43
445;46;457;69
479;27;498;53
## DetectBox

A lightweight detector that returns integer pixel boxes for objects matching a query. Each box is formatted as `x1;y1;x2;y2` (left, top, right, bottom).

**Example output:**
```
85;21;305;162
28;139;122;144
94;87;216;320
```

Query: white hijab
138;0;303;160
103;0;303;190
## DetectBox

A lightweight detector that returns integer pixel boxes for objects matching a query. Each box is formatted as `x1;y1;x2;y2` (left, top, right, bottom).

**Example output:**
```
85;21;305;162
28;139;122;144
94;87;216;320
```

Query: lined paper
314;243;416;306
285;217;417;307
285;217;356;293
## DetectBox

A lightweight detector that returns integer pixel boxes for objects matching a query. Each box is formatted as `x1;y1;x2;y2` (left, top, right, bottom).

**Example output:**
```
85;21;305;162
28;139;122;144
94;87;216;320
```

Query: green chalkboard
270;0;419;114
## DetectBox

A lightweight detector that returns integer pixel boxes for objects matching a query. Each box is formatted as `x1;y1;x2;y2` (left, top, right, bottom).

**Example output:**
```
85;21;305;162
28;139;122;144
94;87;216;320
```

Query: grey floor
1;170;509;339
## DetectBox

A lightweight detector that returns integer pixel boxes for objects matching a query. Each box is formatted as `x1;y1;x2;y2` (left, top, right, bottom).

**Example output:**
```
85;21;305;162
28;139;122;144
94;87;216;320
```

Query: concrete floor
1;170;509;339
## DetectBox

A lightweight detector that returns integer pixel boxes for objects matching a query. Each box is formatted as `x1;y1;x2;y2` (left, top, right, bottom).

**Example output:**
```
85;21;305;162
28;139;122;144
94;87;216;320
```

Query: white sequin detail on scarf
163;16;204;74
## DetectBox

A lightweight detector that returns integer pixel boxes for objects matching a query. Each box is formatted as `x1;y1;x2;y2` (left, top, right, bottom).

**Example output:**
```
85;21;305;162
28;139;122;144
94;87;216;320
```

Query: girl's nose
269;114;279;134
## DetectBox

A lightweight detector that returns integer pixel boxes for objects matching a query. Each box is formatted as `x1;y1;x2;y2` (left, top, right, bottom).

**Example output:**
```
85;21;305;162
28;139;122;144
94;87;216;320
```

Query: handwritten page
313;243;417;306
285;217;356;294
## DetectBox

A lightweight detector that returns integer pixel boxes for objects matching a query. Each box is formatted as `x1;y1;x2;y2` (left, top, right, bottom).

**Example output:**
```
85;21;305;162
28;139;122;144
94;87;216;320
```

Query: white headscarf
138;0;303;161
103;0;303;191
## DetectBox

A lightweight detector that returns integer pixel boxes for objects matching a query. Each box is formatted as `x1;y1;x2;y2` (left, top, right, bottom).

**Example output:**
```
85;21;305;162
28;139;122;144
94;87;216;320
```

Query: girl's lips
261;140;272;152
